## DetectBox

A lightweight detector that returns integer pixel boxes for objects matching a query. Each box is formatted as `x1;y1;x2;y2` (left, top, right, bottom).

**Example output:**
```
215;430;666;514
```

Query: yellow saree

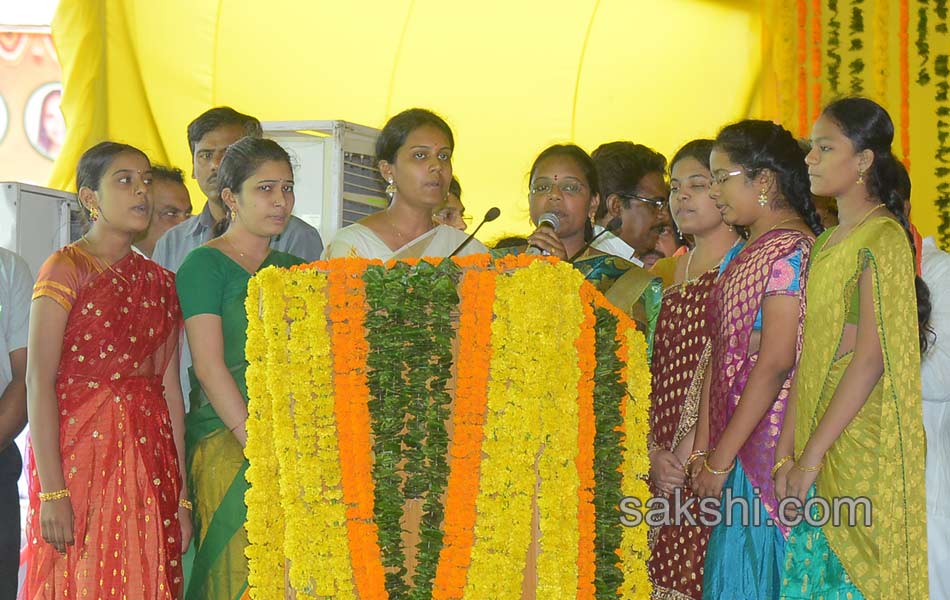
788;217;927;598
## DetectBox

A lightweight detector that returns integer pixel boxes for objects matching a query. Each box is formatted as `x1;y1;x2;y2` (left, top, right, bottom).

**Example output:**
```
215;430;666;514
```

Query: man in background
134;165;192;257
590;141;667;266
0;246;32;600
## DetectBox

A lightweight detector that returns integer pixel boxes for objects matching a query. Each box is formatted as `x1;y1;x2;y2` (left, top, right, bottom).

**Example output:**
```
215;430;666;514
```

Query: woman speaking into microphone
494;144;662;351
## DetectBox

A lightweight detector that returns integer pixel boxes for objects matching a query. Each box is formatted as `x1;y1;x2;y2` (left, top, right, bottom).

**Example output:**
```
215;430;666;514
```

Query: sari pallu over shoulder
707;229;812;534
23;247;184;600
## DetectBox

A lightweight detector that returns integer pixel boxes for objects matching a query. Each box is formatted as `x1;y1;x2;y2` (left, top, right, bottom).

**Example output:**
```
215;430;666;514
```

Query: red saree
22;245;184;599
647;265;717;600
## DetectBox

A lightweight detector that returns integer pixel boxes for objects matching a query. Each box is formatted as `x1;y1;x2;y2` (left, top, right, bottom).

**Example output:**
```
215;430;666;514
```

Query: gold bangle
771;455;793;479
794;457;824;472
684;450;709;470
702;457;735;476
38;488;70;502
179;498;193;510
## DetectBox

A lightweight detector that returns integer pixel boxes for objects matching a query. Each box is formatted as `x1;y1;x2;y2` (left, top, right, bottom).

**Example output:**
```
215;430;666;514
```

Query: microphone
567;216;622;262
449;207;501;257
525;212;561;255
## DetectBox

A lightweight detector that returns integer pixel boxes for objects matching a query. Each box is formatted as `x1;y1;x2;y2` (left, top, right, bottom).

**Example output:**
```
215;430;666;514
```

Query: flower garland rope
827;0;843;93
848;0;865;94
797;0;809;136
575;286;599;600
245;267;287;597
936;0;950;247
810;0;823;125
327;259;389;600
432;268;495;600
917;0;931;86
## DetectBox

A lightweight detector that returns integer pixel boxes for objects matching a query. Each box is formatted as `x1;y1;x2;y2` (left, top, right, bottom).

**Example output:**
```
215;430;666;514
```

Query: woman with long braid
690;120;823;599
777;97;931;599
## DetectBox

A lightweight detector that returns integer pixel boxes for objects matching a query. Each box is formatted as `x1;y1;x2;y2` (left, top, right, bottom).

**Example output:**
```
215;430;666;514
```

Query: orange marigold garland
811;0;823;124
901;0;913;168
797;0;809;136
433;268;495;600
575;285;599;599
328;261;388;600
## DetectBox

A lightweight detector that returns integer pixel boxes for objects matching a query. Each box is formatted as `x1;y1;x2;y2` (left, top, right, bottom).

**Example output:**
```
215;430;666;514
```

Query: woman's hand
773;460;795;500
40;497;74;555
649;449;686;495
526;227;568;261
179;506;194;553
783;465;819;521
690;466;729;500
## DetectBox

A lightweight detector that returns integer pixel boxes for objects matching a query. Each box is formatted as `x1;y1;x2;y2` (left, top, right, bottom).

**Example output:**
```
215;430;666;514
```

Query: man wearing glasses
590;141;668;266
133;165;193;258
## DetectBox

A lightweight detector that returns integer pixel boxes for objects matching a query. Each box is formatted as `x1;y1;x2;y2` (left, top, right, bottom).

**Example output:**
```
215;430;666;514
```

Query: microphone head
536;212;560;232
605;216;623;232
484;207;501;222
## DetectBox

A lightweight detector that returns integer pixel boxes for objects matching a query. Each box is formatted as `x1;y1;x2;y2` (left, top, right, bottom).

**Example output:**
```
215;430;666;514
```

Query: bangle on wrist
702;456;735;476
684;450;709;471
794;455;824;472
39;488;70;502
179;498;193;510
771;455;793;479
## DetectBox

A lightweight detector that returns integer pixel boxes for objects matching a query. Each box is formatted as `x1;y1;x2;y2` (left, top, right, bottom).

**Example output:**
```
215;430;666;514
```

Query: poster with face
23;81;64;160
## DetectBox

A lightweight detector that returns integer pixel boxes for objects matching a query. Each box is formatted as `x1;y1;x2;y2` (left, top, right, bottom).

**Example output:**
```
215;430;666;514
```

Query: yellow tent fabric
48;0;947;243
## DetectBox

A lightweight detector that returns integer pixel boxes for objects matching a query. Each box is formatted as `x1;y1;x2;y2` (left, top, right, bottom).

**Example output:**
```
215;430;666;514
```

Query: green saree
176;246;304;600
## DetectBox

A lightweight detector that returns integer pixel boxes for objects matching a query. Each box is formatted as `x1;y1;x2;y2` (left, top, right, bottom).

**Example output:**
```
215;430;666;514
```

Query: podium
244;254;653;599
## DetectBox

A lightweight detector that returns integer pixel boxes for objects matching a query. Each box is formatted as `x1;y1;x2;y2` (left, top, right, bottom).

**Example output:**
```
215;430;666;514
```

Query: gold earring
856;170;865;185
89;207;100;221
229;208;236;220
758;188;769;207
385;179;396;196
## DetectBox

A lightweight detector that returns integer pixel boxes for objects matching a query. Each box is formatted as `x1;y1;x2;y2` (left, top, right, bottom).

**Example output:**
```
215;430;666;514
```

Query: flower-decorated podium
243;254;653;599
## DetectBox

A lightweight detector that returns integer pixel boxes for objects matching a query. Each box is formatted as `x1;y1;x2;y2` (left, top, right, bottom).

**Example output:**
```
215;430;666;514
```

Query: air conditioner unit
0;182;82;277
261;120;386;245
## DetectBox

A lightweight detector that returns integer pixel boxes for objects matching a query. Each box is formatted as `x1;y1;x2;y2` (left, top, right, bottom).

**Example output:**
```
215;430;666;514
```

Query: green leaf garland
363;259;460;598
918;1;932;85
936;1;950;248
849;0;865;93
592;307;626;599
828;0;843;93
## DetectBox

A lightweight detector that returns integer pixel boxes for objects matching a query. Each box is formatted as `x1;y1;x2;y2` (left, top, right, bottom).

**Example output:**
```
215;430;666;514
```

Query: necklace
80;234;131;285
826;203;884;246
224;234;269;263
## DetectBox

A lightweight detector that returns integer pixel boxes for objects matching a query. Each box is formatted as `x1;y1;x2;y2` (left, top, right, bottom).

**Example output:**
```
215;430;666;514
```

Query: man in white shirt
921;235;950;600
589;142;668;267
0;247;32;599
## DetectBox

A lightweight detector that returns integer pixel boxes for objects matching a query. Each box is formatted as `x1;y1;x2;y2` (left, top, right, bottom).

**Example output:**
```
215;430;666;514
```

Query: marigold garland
903;0;914;168
536;264;585;600
797;0;809;136
617;327;653;600
433;268;495;600
244;256;654;598
328;261;389;600
244;268;287;597
871;0;889;103
575;286;599;600
463;262;547;599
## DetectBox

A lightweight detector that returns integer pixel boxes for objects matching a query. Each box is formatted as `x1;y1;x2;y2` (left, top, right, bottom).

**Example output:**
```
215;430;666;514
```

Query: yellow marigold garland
245;267;287;597
617;326;653;599
283;269;357;598
536;263;585;599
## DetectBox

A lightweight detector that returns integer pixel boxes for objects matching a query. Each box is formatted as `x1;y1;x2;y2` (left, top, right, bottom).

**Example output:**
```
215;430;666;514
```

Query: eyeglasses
529;179;586;196
617;193;667;209
711;169;745;186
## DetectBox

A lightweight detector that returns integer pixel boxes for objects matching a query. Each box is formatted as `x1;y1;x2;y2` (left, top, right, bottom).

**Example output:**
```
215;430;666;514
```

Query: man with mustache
153;106;323;406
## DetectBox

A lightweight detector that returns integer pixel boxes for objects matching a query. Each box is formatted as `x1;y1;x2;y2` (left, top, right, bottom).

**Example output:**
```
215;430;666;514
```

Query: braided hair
823;97;932;352
714;120;824;236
